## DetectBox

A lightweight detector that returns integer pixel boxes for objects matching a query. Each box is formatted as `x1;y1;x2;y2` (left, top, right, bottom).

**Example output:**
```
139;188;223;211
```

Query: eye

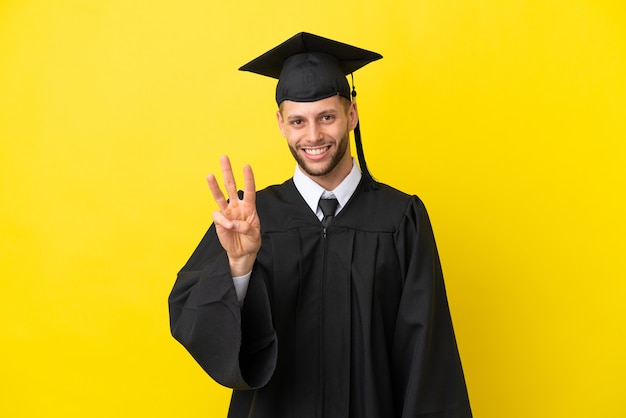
321;114;335;122
289;119;303;126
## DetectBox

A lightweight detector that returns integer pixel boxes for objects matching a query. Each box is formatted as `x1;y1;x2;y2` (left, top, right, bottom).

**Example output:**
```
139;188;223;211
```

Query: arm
392;198;472;417
168;156;276;390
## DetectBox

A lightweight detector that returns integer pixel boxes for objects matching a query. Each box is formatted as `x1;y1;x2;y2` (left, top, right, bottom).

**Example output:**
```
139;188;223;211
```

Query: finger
220;155;239;203
242;164;256;206
212;209;234;230
207;173;228;211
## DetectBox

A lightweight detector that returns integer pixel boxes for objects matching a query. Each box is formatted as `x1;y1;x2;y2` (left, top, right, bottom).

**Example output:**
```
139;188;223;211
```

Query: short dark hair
278;95;352;116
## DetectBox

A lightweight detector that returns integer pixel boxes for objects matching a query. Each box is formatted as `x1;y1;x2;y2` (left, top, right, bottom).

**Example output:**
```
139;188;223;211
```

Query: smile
303;146;330;156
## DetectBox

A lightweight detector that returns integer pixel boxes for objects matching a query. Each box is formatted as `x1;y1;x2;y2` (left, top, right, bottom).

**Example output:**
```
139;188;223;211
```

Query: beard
289;130;350;178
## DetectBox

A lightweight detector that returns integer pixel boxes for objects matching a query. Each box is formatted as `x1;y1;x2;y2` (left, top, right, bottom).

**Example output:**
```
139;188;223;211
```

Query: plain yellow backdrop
1;1;625;417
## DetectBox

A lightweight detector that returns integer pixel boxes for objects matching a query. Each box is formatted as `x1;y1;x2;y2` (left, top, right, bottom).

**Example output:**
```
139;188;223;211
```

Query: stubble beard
289;131;350;178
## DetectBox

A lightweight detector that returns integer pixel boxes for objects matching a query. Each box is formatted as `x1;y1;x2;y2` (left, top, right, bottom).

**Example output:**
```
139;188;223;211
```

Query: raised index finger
207;172;228;211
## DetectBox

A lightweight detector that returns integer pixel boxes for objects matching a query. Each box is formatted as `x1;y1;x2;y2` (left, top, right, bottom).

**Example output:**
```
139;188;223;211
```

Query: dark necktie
319;198;339;228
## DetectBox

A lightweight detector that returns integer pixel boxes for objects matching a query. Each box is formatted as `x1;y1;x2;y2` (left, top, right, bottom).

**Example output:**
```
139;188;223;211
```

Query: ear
276;109;286;137
348;101;359;131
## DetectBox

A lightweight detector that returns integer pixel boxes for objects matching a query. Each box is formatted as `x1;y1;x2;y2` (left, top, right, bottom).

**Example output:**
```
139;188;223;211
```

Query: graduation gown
169;179;472;418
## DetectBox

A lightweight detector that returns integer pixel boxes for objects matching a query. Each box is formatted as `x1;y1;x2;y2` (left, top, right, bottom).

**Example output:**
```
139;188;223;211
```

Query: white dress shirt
293;159;362;220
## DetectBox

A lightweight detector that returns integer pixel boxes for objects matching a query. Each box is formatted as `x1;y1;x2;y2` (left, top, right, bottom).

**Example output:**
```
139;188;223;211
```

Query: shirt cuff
232;271;252;302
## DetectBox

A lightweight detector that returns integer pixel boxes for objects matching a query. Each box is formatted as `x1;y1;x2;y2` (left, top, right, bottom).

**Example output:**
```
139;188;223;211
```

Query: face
277;96;358;189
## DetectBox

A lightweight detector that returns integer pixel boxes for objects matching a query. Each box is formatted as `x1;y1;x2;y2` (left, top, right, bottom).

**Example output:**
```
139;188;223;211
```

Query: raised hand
206;155;261;277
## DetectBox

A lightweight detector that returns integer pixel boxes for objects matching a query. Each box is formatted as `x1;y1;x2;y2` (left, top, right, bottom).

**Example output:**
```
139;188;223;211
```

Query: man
169;32;472;418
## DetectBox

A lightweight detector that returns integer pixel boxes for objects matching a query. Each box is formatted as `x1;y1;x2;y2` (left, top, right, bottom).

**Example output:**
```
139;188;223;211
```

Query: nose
308;122;323;142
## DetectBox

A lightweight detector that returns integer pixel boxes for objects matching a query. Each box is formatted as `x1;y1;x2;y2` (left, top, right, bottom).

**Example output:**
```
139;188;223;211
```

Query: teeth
304;147;329;155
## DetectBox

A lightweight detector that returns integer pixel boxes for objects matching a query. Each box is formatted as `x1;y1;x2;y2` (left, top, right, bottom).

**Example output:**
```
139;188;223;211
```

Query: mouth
302;145;331;158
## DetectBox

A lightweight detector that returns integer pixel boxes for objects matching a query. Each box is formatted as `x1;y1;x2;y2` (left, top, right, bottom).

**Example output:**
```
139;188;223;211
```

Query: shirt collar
293;159;362;216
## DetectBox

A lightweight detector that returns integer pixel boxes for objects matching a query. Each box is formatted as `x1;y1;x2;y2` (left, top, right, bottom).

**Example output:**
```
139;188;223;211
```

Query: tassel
351;74;378;191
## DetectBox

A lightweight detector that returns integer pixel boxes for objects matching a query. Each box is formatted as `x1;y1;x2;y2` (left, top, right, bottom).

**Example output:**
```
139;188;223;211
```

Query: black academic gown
169;179;472;418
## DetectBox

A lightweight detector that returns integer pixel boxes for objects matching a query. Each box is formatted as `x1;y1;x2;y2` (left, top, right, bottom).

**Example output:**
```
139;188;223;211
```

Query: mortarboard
239;32;382;191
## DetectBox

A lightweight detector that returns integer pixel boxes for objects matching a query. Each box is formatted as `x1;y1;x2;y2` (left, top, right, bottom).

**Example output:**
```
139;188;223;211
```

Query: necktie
319;198;339;228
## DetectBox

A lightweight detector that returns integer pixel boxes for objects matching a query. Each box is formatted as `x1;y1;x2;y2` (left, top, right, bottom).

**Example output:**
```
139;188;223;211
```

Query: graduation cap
239;32;382;191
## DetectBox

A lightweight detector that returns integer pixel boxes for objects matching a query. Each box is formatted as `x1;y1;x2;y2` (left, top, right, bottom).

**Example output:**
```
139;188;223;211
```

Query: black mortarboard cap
239;32;382;190
239;32;382;104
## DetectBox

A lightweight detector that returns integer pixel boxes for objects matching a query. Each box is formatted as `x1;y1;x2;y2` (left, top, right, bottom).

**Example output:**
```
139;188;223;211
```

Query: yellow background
1;1;625;417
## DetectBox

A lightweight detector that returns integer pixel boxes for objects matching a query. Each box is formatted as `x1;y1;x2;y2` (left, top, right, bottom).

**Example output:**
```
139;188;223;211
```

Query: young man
169;32;472;418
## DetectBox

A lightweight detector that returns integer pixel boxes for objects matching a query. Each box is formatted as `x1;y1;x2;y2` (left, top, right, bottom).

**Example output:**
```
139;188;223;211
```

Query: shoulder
338;182;428;232
256;179;298;209
359;182;426;213
371;182;416;204
254;179;315;231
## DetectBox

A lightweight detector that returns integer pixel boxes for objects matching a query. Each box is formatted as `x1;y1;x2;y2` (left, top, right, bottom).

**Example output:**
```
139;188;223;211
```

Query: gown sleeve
168;225;278;390
392;197;472;418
